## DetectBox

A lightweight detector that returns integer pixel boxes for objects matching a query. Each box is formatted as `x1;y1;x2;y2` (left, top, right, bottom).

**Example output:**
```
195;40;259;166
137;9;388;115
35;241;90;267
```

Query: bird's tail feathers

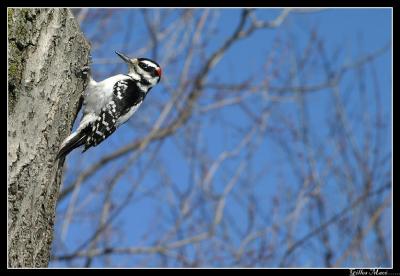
56;130;86;160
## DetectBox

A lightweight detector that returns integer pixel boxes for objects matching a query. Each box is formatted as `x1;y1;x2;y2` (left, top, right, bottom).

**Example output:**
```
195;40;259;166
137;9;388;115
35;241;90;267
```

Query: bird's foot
75;65;91;79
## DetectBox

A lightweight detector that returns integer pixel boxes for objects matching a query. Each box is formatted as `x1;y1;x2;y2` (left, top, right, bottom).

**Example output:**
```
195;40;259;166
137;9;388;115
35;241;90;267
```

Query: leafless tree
8;8;90;267
49;8;391;267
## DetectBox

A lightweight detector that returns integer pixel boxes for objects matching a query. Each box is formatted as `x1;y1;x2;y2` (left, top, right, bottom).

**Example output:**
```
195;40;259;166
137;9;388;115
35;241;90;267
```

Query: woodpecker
56;51;162;159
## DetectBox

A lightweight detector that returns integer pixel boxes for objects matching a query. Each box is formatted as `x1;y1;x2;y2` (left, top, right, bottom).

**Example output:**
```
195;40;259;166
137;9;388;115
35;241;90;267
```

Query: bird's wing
83;79;145;151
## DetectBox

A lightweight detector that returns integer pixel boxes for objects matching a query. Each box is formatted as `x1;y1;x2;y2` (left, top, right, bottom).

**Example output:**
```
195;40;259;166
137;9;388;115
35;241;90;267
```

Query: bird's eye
139;62;149;70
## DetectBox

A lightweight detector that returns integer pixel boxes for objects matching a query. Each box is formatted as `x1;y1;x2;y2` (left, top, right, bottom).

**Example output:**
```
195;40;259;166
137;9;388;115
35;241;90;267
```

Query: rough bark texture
8;8;90;267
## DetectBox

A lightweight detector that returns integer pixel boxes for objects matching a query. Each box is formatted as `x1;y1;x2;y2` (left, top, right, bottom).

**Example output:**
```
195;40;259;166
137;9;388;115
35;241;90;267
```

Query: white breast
116;102;142;127
83;74;128;116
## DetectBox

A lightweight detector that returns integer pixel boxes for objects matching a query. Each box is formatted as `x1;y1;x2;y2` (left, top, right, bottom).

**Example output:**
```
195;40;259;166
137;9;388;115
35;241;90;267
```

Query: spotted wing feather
82;78;146;151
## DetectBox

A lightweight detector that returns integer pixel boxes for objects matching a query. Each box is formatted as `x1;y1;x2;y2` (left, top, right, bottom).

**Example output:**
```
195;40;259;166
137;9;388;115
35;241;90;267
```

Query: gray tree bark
8;8;90;267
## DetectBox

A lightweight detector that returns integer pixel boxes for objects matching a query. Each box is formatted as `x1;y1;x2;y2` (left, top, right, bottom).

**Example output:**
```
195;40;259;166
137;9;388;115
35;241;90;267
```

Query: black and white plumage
56;51;162;159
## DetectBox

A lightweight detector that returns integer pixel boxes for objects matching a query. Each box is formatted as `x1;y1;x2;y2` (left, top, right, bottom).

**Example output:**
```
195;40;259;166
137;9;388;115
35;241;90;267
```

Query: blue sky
51;8;392;267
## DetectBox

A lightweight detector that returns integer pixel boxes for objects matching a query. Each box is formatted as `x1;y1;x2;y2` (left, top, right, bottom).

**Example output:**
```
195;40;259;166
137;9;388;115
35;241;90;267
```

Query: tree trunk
8;8;90;267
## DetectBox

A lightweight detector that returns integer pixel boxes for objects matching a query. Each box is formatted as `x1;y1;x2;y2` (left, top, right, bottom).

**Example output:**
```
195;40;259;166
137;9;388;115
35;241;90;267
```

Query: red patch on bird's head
156;67;162;77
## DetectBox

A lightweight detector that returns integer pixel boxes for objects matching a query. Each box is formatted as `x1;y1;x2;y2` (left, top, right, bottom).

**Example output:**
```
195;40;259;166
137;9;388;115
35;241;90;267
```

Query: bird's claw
75;65;91;79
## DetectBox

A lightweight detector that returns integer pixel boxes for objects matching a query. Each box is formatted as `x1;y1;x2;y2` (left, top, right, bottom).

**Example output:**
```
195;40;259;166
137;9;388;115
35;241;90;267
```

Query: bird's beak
115;51;131;64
